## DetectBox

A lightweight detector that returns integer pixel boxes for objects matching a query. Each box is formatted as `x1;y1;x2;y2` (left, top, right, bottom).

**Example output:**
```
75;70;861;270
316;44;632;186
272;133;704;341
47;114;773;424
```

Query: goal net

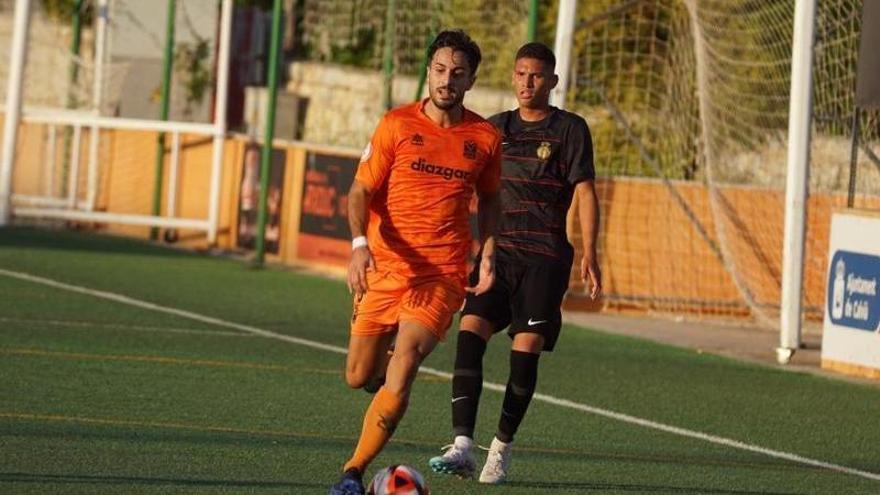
567;0;880;325
301;0;532;89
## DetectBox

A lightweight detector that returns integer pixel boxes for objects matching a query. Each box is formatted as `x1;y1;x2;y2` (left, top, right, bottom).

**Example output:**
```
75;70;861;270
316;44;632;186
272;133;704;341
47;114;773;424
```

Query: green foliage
432;0;531;88
234;0;275;9
331;25;378;68
175;38;214;117
40;0;93;25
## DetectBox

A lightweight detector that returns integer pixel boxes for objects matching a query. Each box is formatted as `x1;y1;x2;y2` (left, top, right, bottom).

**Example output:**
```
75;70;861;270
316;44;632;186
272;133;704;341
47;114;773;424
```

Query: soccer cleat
428;441;476;478
329;468;365;495
479;437;511;484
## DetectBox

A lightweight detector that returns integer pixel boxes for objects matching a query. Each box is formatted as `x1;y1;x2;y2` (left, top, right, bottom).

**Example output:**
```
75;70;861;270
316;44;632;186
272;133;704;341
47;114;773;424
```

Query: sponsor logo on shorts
410;158;472;181
351;298;359;323
527;318;547;326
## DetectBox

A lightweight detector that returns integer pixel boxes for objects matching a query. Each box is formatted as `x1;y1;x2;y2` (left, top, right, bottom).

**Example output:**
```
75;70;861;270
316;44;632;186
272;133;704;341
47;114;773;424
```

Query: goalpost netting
564;0;880;325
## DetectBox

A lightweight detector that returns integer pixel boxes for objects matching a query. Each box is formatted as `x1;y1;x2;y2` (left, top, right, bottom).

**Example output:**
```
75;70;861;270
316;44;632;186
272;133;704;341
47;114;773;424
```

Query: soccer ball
367;464;430;495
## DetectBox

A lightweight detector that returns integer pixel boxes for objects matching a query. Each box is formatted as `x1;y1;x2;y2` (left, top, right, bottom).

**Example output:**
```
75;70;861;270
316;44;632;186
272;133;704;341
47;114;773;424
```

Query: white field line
0;317;251;337
2;267;878;482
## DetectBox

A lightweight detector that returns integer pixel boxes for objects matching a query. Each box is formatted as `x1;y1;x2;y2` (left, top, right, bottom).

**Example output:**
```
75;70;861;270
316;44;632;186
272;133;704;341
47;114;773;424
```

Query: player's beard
430;86;462;110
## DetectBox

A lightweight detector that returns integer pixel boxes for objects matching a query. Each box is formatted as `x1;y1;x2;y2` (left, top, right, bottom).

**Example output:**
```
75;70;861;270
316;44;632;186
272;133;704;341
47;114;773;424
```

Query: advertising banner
822;211;880;377
237;143;286;254
298;152;357;266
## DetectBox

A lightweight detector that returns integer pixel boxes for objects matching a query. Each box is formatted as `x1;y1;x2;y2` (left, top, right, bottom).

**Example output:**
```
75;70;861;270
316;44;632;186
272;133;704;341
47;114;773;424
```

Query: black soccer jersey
489;107;594;266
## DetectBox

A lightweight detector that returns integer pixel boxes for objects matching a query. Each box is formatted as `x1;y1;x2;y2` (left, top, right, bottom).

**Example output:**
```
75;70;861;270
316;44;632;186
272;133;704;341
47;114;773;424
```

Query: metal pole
150;0;176;240
551;0;576;108
847;108;860;208
60;0;85;199
86;0;109;210
382;0;396;110
207;0;233;244
778;0;817;365
527;0;539;42
0;0;32;226
67;0;85;108
254;0;283;265
413;30;433;102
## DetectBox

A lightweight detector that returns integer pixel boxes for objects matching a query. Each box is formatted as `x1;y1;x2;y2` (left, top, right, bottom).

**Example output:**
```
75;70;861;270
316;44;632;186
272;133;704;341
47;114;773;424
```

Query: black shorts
461;258;571;351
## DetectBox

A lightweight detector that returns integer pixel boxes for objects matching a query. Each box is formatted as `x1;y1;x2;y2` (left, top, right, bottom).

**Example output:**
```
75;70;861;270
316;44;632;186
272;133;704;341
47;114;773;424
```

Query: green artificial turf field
1;227;878;494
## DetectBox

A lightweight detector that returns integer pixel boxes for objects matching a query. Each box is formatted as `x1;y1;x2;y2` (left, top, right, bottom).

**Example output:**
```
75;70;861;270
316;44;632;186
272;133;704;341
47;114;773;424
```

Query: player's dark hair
427;29;482;75
515;42;556;70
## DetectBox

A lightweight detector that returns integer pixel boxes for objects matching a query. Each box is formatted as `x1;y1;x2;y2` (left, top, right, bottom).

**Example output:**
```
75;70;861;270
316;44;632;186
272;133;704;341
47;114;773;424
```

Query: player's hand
348;246;375;301
581;251;602;300
466;253;495;296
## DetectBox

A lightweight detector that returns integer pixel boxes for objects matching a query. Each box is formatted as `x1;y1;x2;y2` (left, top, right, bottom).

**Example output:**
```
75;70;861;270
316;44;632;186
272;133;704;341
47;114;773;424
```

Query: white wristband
352;236;368;250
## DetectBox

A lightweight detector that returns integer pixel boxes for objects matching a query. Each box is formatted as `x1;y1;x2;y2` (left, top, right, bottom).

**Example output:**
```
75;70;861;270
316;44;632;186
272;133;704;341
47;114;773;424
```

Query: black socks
451;331;487;438
497;350;540;443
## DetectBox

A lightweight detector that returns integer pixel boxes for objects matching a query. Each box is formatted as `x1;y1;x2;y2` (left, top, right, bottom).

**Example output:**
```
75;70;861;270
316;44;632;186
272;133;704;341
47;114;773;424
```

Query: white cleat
428;437;476;478
479;437;512;484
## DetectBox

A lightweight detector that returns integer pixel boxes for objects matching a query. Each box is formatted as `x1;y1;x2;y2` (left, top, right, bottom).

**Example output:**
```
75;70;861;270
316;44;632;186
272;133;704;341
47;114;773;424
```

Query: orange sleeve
475;132;502;195
354;114;397;191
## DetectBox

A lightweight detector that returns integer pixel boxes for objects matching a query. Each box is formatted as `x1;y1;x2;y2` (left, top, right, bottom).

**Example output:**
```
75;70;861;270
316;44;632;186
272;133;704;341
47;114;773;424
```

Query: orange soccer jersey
355;99;502;278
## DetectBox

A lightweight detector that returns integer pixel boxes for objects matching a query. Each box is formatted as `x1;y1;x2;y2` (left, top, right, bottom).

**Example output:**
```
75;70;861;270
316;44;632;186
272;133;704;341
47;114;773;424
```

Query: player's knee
382;347;424;394
512;332;545;354
344;366;371;389
460;316;493;340
393;347;424;374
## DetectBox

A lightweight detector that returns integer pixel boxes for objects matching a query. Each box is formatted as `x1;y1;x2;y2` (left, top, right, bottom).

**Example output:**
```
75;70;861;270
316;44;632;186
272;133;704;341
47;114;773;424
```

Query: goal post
779;0;818;364
0;0;30;227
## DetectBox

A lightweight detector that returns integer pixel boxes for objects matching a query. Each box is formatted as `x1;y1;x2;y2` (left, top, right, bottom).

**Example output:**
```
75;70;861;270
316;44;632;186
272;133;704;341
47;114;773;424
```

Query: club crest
463;140;477;159
537;141;552;161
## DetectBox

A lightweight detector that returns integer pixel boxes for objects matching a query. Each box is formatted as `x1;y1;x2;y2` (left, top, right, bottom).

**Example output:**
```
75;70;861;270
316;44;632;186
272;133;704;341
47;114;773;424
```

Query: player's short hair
428;30;482;75
516;42;556;70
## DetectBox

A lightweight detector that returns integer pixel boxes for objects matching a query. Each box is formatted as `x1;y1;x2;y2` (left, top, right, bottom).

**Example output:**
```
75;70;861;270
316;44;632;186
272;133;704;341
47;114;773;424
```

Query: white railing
0;0;233;243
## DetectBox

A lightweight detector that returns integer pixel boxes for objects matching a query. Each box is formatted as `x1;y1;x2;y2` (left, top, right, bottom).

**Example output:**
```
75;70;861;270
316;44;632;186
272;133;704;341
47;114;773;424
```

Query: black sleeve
487;111;507;133
564;115;595;184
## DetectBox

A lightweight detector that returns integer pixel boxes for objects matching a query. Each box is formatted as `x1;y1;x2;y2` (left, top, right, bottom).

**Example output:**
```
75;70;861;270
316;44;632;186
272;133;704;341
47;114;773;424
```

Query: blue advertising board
827;250;880;332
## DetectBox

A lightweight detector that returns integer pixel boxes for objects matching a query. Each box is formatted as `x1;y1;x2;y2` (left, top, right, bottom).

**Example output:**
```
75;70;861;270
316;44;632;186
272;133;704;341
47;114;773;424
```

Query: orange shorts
350;270;466;341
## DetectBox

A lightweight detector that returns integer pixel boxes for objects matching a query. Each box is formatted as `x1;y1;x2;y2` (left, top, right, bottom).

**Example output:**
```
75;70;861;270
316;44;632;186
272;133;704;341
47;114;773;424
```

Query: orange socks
343;387;408;473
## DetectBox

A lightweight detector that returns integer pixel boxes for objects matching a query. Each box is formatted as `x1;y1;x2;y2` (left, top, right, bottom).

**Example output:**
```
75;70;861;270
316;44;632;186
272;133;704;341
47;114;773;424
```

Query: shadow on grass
3;421;357;451
0;227;205;259
0;471;322;490
505;479;798;495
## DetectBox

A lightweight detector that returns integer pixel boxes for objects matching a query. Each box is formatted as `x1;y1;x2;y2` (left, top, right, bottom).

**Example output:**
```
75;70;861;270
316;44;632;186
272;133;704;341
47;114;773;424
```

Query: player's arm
468;134;503;296
348;115;395;299
566;117;601;300
576;180;602;299
347;179;375;300
467;187;500;296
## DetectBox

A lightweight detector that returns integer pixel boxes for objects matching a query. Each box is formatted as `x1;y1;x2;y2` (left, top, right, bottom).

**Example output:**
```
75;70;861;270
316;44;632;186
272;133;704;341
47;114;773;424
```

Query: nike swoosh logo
527;319;547;326
451;396;469;404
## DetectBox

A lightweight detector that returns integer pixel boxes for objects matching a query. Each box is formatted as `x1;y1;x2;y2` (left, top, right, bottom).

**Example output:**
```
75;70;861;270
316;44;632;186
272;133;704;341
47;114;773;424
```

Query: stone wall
285;61;518;149
0;12;91;108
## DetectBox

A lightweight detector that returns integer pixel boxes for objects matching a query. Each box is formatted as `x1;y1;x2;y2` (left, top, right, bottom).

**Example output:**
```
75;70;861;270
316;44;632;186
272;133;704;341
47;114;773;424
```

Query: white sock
454;435;473;451
491;436;511;450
